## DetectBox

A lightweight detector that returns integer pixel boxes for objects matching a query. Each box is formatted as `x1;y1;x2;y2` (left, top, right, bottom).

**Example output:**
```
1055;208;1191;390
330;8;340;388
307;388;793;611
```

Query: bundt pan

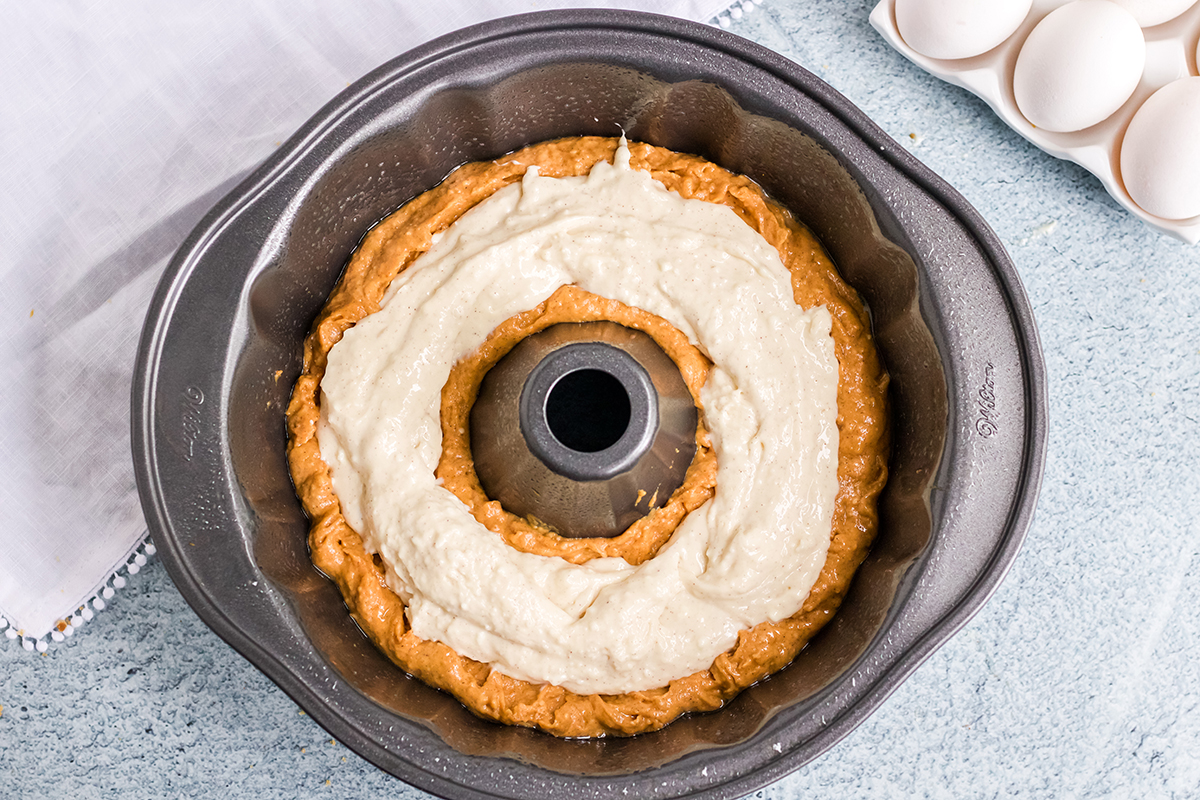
132;10;1046;800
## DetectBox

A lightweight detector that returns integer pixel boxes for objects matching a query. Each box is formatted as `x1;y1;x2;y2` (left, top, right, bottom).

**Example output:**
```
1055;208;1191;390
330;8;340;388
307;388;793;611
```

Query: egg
1120;77;1200;219
1108;0;1197;28
1013;0;1145;132
895;0;1033;60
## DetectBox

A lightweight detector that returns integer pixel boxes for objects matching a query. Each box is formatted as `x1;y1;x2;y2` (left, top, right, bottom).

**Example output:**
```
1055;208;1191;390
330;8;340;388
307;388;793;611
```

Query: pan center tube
470;321;697;538
545;368;631;453
521;340;656;482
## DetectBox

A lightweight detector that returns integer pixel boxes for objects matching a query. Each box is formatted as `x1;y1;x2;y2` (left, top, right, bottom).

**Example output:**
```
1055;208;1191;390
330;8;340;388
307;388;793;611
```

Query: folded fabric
0;0;741;648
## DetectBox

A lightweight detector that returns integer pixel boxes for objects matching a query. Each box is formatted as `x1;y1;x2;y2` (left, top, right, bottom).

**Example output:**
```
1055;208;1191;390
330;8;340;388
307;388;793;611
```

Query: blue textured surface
3;1;1200;797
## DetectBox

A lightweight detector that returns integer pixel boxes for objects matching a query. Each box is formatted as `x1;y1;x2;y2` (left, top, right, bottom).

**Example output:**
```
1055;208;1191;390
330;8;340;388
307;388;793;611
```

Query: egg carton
871;0;1200;243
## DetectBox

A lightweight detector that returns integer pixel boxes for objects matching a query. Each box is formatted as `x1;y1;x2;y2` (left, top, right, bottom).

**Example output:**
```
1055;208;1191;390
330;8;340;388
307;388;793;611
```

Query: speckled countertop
4;1;1199;798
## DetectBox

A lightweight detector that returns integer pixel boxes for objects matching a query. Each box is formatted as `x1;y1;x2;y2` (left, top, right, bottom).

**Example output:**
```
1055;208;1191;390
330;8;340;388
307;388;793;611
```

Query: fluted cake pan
132;10;1047;800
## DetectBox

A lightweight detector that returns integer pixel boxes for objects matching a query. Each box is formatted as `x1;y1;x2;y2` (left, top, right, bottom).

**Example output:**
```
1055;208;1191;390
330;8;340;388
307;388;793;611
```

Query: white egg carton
871;0;1200;243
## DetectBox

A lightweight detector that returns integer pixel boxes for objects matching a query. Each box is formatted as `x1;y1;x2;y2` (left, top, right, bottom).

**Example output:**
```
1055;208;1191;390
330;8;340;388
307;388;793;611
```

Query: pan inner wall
231;61;946;775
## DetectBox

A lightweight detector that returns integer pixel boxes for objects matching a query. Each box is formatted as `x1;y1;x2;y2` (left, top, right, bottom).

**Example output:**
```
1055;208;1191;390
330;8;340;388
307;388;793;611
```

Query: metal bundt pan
132;10;1046;800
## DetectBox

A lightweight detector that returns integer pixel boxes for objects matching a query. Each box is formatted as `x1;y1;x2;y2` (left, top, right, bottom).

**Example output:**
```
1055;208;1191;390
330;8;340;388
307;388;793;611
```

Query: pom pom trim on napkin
0;0;752;656
712;0;764;28
1;537;155;654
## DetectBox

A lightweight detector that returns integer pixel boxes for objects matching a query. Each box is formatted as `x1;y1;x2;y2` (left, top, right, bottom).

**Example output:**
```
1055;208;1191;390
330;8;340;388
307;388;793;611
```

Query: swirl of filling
315;141;839;696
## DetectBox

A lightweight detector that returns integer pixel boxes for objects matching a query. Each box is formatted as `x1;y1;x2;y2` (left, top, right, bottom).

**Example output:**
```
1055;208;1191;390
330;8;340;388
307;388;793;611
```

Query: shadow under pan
132;10;1046;800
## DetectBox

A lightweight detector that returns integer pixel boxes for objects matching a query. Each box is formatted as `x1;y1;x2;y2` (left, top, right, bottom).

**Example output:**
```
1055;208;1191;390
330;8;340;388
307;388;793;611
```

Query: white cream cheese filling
316;142;840;695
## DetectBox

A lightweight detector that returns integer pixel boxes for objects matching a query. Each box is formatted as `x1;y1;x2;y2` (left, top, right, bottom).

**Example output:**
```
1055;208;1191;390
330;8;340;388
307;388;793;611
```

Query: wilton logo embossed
181;386;205;461
975;363;997;438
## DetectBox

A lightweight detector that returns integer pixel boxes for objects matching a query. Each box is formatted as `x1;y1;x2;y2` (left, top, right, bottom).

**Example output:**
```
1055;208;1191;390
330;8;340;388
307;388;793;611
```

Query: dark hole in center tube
545;369;631;453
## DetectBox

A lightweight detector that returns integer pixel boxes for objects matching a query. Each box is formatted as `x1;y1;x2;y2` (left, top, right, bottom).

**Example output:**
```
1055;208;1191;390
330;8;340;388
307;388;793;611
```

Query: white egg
1013;0;1145;132
895;0;1033;60
1120;77;1200;219
1108;0;1197;27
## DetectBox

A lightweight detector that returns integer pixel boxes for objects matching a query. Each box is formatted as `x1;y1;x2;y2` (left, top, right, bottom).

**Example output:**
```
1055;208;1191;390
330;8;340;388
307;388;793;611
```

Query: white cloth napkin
0;0;739;648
